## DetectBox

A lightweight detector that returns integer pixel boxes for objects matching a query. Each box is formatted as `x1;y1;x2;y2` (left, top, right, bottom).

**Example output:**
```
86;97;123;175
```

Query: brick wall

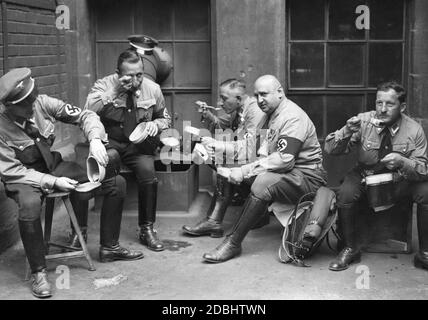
2;1;67;100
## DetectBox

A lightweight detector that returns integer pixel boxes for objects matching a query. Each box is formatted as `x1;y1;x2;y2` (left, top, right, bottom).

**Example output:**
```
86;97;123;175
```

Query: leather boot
68;193;89;249
19;219;52;298
251;209;270;230
414;204;428;270
138;180;164;251
69;227;87;250
329;206;361;271
99;243;144;262
31;269;52;298
100;191;124;249
182;175;232;237
203;194;269;263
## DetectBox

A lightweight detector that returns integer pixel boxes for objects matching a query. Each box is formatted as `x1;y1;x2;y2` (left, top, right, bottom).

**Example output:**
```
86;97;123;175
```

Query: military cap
128;35;159;55
0;68;35;104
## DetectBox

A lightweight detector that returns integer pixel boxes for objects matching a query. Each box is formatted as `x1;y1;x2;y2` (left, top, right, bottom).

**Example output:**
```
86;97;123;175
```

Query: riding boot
251;208;270;230
329;206;361;271
68;193;89;249
203;194;269;263
138;180;164;251
99;186;143;262
414;204;428;270
100;193;124;248
18;219;52;298
182;175;232;237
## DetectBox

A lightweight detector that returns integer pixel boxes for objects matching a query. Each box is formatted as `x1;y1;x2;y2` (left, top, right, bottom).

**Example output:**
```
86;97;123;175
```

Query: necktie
123;92;137;138
378;128;392;160
24;121;55;172
231;110;242;132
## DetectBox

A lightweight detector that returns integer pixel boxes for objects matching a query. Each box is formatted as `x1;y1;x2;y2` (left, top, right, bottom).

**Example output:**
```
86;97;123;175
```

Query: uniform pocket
392;141;416;156
6;139;35;151
362;139;380;151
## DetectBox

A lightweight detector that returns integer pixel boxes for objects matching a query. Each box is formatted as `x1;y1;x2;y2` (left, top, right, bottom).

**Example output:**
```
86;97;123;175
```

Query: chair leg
44;198;55;254
24;259;31;281
62;196;96;272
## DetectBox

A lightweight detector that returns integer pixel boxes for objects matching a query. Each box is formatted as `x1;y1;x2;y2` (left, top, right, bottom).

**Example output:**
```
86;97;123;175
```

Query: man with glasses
182;79;266;238
325;81;428;271
85;49;172;252
202;75;326;263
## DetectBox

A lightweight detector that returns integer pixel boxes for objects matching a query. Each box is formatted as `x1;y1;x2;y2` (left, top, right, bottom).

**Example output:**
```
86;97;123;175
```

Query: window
288;0;407;137
94;0;211;133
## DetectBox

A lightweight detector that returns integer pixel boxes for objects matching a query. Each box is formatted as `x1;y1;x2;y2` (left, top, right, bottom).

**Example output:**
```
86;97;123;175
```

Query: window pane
175;0;210;40
174;93;212;134
96;43;128;78
366;93;377;111
288;95;324;137
369;0;404;40
96;0;133;40
290;43;325;88
135;0;173;40
329;0;366;40
369;43;403;87
328;44;364;86
327;95;363;133
174;43;211;87
290;0;325;40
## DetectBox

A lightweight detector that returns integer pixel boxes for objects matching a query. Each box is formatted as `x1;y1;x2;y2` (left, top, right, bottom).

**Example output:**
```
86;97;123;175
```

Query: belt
294;163;324;170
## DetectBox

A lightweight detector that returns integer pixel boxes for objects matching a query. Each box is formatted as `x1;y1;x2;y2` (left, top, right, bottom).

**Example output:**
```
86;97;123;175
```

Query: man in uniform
85;49;172;252
0;68;143;298
325;81;428;271
202;75;327;263
182;78;266;238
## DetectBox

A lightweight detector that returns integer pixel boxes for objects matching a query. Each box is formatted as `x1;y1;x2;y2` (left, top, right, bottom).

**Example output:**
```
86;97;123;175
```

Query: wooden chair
25;191;96;280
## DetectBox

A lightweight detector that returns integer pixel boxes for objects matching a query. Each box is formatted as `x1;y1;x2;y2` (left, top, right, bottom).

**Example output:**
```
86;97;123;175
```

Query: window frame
286;0;410;138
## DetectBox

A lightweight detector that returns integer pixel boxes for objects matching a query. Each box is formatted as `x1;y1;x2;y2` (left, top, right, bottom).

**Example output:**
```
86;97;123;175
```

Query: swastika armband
163;108;169;118
277;135;302;157
64;104;82;116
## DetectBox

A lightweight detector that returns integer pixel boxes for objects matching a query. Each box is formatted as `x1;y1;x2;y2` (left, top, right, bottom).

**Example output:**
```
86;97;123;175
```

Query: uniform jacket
84;74;171;140
241;98;324;178
0;94;106;190
221;96;267;163
324;111;428;181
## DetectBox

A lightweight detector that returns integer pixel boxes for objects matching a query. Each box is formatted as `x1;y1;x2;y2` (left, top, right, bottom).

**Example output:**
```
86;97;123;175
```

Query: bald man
202;75;327;263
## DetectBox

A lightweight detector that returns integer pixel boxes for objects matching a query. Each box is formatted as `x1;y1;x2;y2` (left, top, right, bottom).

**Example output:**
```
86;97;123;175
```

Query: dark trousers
108;139;158;226
6;161;126;245
337;168;428;208
249;168;327;204
336;168;428;250
109;139;156;184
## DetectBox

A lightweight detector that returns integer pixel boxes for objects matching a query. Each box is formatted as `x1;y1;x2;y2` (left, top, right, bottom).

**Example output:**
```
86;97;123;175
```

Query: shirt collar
269;97;288;123
14;118;35;129
376;116;402;137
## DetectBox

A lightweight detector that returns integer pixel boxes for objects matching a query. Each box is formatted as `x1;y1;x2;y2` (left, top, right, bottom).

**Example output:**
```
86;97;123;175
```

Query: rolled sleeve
85;77;120;114
399;127;428;181
152;89;171;130
39;95;107;143
324;126;359;155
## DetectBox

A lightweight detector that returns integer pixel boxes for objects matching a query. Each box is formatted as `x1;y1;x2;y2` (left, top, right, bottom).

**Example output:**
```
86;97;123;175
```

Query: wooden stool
25;191;96;280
